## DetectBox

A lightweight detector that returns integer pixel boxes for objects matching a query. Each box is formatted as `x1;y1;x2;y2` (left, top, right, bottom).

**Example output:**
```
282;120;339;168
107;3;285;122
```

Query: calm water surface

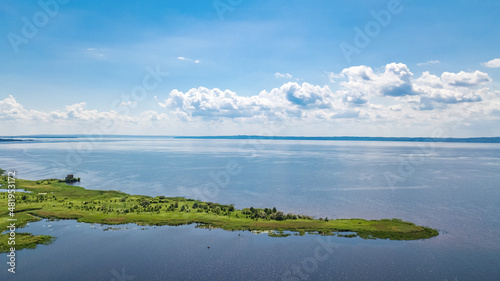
1;137;499;280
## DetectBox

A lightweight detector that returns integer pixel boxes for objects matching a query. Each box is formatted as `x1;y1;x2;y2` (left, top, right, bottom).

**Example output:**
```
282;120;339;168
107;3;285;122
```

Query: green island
0;171;438;252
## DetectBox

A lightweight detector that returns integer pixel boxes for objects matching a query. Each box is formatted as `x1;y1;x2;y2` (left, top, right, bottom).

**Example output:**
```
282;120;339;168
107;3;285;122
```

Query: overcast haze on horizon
1;0;499;137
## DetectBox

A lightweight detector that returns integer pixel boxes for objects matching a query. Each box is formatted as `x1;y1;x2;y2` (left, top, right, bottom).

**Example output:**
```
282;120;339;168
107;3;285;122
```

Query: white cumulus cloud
332;63;491;110
0;95;47;120
275;72;293;79
440;70;491;87
335;63;419;105
482;58;500;68
158;82;355;121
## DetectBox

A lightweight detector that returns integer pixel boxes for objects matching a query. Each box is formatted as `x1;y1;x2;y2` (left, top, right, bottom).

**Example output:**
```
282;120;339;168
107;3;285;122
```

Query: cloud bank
1;63;499;136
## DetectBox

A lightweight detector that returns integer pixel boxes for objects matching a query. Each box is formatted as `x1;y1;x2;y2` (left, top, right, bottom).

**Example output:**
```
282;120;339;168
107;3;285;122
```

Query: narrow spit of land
0;173;439;252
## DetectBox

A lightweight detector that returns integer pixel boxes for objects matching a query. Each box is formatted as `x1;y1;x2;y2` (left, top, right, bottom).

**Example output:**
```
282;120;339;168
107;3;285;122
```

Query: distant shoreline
176;135;500;143
0;138;32;142
1;135;500;143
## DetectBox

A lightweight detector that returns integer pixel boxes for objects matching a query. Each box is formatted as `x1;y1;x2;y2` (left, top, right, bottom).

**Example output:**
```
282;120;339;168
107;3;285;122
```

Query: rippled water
1;137;499;280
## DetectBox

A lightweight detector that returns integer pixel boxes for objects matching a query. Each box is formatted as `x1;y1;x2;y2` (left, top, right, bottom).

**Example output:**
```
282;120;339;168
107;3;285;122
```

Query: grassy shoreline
0;174;438;252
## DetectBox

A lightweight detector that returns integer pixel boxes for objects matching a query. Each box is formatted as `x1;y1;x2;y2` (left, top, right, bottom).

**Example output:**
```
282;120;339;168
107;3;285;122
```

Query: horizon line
1;134;500;143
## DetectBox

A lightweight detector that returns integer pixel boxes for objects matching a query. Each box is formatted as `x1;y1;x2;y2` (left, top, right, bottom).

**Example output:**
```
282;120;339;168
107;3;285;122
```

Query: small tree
139;200;150;207
275;211;284;221
259;211;267;219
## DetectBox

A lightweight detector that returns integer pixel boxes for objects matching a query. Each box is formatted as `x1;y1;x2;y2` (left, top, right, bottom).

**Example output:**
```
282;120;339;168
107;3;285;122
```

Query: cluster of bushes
189;202;234;215
33;177;79;184
99;199;238;215
12;193;57;203
165;202;179;211
240;206;313;221
35;179;59;184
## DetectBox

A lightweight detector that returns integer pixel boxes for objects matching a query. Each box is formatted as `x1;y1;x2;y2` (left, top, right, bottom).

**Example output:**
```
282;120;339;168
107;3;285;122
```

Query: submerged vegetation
0;173;439;252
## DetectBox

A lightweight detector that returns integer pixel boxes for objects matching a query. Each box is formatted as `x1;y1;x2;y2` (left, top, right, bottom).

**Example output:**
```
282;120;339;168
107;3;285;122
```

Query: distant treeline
2;135;500;143
174;135;500;143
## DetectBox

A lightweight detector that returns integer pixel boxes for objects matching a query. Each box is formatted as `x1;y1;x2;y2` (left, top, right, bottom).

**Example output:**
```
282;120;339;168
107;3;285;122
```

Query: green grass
0;233;54;253
0;174;439;252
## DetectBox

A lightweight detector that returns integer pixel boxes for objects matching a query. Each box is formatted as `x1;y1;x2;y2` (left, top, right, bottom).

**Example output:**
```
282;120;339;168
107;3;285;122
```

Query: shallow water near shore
1;136;500;280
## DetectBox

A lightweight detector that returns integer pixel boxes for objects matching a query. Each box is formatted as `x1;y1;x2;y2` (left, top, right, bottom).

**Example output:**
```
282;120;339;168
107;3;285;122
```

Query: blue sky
1;0;499;136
